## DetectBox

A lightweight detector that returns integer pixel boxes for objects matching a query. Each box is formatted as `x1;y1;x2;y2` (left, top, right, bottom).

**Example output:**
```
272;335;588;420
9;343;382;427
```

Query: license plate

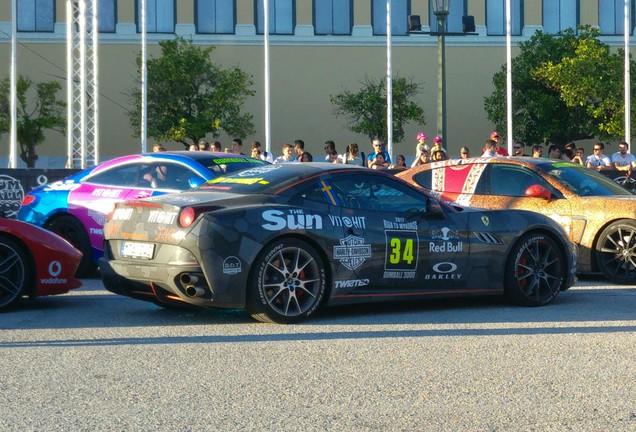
121;241;155;259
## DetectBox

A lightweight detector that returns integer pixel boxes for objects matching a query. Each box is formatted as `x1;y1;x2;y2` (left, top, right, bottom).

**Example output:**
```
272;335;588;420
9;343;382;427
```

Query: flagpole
9;0;17;168
386;0;393;161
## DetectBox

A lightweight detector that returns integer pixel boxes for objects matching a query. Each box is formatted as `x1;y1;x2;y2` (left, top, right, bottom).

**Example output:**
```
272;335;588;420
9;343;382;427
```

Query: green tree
533;28;636;140
129;37;255;147
0;75;66;168
484;27;602;146
330;75;425;144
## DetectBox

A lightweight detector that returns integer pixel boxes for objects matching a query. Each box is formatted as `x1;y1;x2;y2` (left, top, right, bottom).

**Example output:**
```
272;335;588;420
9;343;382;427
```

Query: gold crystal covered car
398;157;636;284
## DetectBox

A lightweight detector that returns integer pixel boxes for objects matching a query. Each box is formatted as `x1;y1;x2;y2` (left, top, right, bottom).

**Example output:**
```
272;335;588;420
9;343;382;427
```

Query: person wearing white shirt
611;141;636;172
585;143;612;171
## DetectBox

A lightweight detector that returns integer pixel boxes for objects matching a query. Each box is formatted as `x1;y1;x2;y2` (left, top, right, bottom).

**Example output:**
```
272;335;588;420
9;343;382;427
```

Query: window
314;0;352;35
429;0;466;33
372;0;409;36
486;0;523;36
256;0;295;35
599;0;634;35
302;174;426;212
484;165;550;197
543;0;578;33
137;0;175;33
196;0;235;34
17;0;54;32
98;0;117;33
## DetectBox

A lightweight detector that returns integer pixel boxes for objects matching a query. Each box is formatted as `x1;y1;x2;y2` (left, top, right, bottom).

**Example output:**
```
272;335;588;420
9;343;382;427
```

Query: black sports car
100;163;577;323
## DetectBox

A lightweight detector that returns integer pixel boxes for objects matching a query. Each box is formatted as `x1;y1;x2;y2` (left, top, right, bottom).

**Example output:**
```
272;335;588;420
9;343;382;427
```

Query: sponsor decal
223;256;242;275
383;271;416;279
333;235;372;270
328;215;366;229
147;210;178;224
88;209;107;226
385;229;419;271
41;260;67;284
91;188;123;198
154;226;179;242
213;157;263;165
430;227;463;253
0;174;25;218
481;216;490;226
210;177;269;185
423;262;462;280
44;180;81;192
111;207;133;221
48;261;62;277
89;228;104;235
40;277;68;285
334;279;369;289
383;218;418;230
318;180;340;206
238;165;281;177
432;227;459;240
261;209;323;231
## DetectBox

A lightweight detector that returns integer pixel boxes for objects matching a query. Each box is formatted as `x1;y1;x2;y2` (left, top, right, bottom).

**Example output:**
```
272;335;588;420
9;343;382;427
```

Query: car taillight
179;207;196;228
178;205;222;228
21;195;36;206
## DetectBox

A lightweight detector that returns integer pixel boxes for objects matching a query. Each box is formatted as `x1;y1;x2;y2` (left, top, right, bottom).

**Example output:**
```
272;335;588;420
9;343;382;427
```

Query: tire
0;237;32;311
595;220;636;284
246;238;327;324
504;233;564;306
47;215;96;278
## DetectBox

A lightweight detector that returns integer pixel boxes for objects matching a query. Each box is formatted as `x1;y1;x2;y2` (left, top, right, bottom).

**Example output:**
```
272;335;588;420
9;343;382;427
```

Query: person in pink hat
432;136;447;155
413;132;429;165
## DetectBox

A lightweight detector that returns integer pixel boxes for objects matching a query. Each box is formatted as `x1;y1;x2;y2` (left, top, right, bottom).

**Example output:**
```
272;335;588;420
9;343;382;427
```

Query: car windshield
538;161;633;196
198;156;267;175
198;164;287;194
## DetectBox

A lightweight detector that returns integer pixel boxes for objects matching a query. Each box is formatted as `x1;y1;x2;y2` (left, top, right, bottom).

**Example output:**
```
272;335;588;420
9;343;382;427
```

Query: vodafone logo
48;261;62;277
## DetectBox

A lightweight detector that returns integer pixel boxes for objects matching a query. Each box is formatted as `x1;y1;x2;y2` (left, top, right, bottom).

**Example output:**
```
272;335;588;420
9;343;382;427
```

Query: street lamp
432;0;450;142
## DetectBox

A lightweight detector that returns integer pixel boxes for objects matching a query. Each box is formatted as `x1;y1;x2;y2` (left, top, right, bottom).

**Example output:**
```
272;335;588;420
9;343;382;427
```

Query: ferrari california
99;163;576;323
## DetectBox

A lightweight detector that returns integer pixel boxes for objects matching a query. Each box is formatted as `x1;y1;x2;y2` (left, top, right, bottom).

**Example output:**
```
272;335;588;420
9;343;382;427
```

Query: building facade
0;0;633;166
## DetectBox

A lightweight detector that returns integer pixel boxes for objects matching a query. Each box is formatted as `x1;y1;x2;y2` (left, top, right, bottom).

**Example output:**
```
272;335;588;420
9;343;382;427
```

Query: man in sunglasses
611;140;636;173
585;143;612;171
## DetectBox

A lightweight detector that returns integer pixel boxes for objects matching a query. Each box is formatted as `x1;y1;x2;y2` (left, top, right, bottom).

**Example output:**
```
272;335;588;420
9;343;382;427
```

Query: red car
0;218;82;311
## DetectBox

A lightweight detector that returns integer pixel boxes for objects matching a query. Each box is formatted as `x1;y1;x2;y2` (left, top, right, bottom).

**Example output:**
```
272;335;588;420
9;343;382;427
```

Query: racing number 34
385;230;419;270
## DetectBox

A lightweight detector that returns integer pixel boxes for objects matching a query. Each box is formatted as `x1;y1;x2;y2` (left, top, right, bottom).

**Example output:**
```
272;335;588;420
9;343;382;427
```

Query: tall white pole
505;0;513;155
264;0;271;155
66;1;73;168
92;0;99;164
386;0;393;161
625;0;631;144
9;0;17;168
141;0;148;152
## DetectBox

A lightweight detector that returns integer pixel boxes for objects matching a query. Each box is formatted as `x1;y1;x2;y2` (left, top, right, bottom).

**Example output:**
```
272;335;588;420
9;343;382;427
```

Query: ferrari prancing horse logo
481;216;490;226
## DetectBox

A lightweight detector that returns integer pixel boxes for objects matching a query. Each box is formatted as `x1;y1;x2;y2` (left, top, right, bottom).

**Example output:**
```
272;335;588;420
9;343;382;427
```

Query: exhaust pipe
180;273;206;297
184;285;205;297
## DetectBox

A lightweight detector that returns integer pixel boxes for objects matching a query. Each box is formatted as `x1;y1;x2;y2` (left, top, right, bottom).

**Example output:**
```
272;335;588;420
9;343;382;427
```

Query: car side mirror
426;198;444;219
525;184;552;200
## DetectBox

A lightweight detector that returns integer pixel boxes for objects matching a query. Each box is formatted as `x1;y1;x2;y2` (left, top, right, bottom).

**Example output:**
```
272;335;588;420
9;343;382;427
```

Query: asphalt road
1;276;634;432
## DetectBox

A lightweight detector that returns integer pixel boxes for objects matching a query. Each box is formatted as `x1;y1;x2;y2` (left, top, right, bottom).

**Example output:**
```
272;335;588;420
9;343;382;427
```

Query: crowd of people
153;132;636;174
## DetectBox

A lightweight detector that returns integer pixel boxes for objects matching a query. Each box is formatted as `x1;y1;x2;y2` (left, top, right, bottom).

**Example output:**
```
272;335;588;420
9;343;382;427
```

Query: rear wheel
595;220;636;284
504;233;564;306
247;239;326;324
0;237;31;311
48;215;96;278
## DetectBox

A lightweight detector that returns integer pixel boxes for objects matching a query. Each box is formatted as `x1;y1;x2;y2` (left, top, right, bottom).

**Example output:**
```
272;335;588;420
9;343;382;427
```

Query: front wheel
504;233;564;306
247;239;327;324
0;237;31;311
595;220;636;284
